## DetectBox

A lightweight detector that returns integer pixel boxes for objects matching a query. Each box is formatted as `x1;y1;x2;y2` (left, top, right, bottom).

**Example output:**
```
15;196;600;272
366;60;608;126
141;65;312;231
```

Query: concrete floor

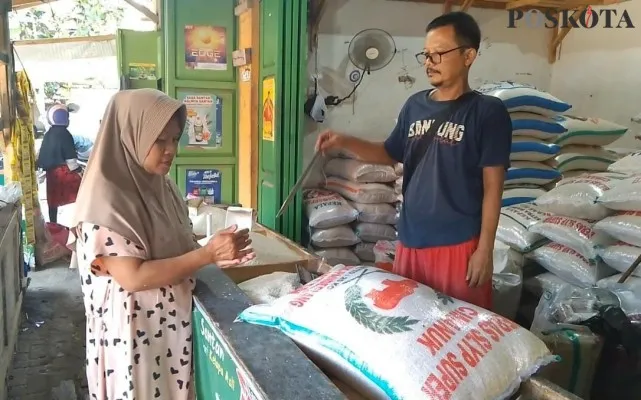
6;261;88;400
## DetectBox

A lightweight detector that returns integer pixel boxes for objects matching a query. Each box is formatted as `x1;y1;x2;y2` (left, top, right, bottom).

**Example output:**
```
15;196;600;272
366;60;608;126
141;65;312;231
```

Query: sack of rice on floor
237;265;555;400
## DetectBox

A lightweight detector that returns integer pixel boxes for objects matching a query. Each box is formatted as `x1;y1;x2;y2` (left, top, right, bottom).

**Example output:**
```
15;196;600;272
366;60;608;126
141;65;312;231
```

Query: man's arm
334;135;397;165
477;101;512;253
316;104;408;165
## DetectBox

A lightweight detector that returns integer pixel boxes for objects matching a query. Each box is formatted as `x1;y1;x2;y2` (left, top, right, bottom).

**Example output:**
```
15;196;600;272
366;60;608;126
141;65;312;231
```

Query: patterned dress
75;222;196;400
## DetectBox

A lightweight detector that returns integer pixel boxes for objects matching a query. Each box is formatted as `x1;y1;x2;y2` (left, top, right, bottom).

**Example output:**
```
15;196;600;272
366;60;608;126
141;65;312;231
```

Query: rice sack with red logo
236;265;555;400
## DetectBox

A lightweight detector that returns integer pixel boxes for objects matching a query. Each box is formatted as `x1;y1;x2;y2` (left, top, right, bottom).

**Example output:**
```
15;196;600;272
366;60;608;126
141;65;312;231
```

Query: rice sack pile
477;81;569;207
319;157;398;264
237;265;554;400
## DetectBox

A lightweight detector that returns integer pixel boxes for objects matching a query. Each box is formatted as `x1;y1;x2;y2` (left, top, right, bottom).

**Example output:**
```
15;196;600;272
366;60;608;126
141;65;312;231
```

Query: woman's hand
204;225;255;267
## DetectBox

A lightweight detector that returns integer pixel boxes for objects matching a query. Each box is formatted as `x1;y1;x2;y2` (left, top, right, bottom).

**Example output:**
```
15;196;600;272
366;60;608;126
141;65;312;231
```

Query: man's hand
315;130;344;154
466;247;492;288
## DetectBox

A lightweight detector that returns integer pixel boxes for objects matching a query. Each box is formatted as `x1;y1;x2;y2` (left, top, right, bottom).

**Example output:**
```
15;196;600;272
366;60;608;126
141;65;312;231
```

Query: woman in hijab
36;104;82;223
71;89;255;400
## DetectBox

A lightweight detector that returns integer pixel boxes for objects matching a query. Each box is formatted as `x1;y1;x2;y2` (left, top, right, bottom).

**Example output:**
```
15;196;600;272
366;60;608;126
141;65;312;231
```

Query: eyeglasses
415;46;467;65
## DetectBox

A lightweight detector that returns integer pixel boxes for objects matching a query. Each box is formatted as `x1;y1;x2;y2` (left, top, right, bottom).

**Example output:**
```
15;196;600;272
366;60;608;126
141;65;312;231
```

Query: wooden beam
506;0;542;9
122;0;159;25
443;0;454;13
13;34;115;46
460;0;475;11
548;6;586;63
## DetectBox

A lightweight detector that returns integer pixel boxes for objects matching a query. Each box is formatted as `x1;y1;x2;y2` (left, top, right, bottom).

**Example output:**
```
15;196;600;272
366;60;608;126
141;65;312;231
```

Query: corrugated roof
13;36;116;62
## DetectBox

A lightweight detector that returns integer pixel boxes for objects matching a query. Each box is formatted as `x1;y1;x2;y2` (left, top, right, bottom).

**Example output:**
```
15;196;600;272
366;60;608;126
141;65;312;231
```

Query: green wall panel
116;29;161;90
176;164;235;205
175;88;235;157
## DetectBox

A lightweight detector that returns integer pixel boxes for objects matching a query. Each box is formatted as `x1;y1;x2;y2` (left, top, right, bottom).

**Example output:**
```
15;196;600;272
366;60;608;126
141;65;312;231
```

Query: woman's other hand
204;225;255;267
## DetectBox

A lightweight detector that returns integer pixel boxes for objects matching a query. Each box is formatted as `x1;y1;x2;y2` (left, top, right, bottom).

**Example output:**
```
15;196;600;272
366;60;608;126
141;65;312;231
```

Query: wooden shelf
389;0;626;10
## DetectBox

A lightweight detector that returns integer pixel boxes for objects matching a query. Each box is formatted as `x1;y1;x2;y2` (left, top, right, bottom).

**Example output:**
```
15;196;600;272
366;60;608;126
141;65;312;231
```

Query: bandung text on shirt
408;119;465;144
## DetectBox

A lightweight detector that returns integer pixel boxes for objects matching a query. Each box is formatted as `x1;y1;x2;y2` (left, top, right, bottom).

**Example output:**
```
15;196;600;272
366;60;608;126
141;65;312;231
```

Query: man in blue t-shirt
316;12;512;309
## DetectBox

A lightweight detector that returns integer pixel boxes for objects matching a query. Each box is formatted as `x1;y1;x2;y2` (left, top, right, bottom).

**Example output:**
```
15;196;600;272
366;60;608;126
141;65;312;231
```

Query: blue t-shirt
385;90;512;248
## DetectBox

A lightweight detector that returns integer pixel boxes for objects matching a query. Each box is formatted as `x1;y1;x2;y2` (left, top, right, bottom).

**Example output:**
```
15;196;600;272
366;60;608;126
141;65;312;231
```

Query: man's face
423;25;475;87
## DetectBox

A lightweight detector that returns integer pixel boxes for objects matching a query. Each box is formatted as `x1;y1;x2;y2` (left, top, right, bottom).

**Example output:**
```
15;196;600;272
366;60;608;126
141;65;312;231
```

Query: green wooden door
163;0;237;204
257;0;307;241
116;29;161;90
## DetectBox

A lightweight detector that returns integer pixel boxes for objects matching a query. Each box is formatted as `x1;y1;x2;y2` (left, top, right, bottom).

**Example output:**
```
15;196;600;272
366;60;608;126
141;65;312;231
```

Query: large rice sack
546;145;618;173
506;161;561;186
353;222;397;242
608;151;641;175
311;225;360;248
354;242;376;262
553;116;628;147
493;239;524;274
502;185;546;207
373;240;396;272
324;176;397;204
528;242;615;286
524;272;576;298
237;265;555;400
534;172;626;220
593;211;641;247
528;215;613;260
303;189;358;229
509;112;566;139
349;201;398;225
510;137;560;161
325;158;397;183
496;203;551;252
598;242;641;276
597;274;641;292
477;81;571;116
596;175;641;211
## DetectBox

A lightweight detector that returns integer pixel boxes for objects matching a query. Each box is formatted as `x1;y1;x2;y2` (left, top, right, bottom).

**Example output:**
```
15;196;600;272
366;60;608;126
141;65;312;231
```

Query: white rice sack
534;172;626;220
528;242;615;286
510;137;560;161
524;272;576;298
324;176;397;204
546;145;618;173
354;242;376;262
509;112;567;139
314;247;360;266
608;151;641;175
394;176;402;194
502;185;546;207
593;211;641;247
493;239;524;274
349;201;398;225
596;174;641;211
597;274;641;292
303;189;358;229
237;265;555;400
553;115;628;147
477;81;571;116
492;273;523;321
496;204;551;252
528;215;613;260
560;169;595;180
353;222;397;242
238;272;302;304
311;225;360;248
394;163;403;176
506;161;561;186
325;158;397;183
598;242;641;276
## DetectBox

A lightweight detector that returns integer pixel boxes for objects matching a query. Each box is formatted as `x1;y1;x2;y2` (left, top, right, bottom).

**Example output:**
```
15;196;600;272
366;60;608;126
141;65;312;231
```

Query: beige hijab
74;89;195;260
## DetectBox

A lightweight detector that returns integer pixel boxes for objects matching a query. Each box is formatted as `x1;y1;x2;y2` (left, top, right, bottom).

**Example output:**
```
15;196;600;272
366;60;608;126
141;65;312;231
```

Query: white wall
304;0;550;185
550;2;641;149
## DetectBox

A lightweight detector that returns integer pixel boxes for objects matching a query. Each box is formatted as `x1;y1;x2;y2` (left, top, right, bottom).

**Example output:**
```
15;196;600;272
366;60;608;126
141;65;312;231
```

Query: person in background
71;89;255;400
315;12;512;309
36;104;82;224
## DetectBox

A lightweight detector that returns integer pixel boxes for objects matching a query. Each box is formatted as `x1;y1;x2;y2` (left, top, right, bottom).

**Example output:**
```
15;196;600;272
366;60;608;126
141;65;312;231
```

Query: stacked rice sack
546;115;627;180
305;157;399;265
478;82;567;206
